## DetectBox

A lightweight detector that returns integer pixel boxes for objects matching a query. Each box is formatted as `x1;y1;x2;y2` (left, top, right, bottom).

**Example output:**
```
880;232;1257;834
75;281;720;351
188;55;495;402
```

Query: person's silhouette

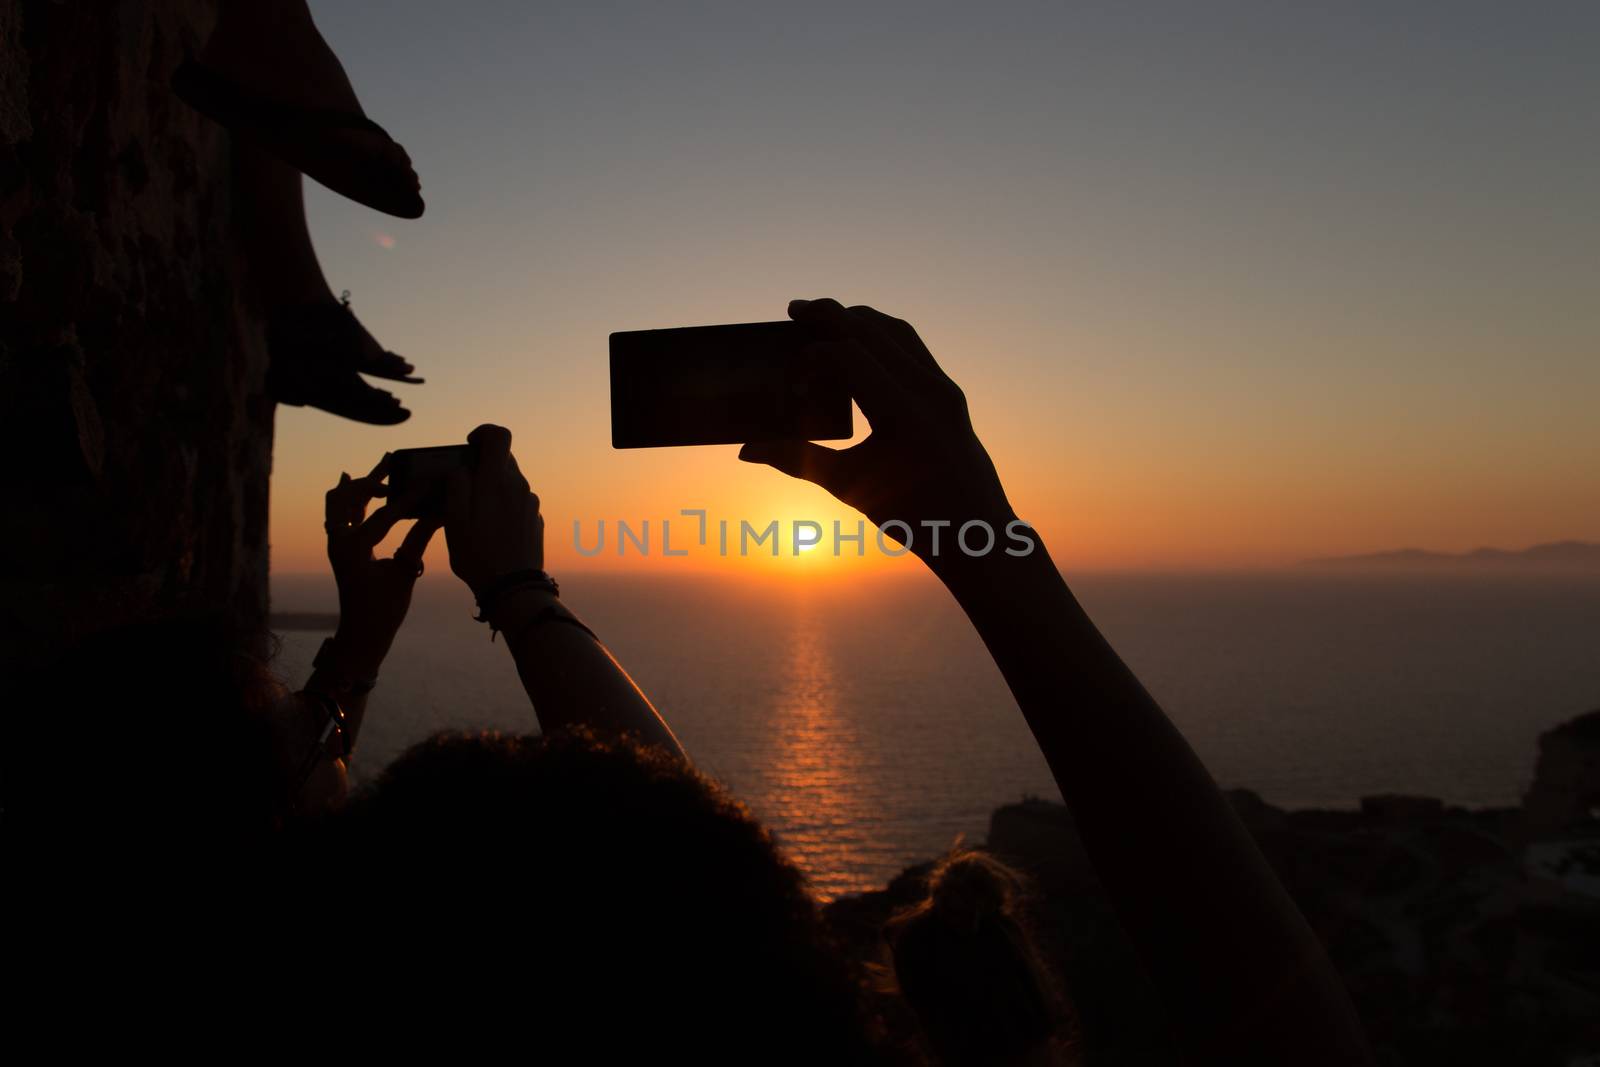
886;850;1072;1067
174;3;428;424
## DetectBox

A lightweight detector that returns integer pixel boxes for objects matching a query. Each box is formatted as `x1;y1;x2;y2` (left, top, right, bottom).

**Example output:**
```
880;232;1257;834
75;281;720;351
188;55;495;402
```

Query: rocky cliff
828;710;1600;1066
0;1;273;669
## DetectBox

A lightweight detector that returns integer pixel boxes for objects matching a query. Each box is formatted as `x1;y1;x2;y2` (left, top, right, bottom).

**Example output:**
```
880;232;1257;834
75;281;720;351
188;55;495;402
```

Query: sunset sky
270;1;1598;577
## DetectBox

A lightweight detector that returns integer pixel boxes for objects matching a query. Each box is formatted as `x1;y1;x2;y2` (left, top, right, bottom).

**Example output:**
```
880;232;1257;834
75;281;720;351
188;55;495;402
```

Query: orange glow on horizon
266;310;1597;582
266;5;1599;586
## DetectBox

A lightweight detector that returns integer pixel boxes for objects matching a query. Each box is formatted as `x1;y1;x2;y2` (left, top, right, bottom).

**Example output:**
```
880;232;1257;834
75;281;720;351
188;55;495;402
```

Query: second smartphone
609;321;853;448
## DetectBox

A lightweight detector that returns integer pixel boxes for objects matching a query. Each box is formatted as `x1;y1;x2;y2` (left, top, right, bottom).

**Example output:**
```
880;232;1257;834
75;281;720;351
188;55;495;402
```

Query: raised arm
738;298;1371;1066
294;454;440;811
442;424;683;757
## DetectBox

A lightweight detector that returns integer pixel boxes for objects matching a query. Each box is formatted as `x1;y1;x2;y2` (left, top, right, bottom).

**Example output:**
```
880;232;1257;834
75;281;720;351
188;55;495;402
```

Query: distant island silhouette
1305;539;1600;569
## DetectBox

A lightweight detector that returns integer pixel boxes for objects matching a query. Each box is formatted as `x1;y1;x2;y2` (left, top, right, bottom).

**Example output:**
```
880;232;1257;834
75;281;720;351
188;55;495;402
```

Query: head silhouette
305;729;881;1063
886;850;1071;1066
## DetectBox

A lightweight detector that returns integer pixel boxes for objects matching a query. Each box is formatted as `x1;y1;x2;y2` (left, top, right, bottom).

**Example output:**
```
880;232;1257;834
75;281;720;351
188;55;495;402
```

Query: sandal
173;59;425;220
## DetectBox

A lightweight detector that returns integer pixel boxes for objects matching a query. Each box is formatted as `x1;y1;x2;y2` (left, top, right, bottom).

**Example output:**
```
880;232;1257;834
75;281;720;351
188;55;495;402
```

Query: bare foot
336;292;423;384
267;296;420;425
274;365;412;425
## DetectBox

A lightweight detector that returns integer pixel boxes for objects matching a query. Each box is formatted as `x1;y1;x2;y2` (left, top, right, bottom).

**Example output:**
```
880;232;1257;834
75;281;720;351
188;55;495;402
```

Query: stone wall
0;0;272;669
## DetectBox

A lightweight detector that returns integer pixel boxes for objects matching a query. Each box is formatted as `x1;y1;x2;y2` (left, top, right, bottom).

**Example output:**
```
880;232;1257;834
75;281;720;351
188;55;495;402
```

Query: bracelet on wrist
289;689;352;812
470;570;591;643
472;569;559;632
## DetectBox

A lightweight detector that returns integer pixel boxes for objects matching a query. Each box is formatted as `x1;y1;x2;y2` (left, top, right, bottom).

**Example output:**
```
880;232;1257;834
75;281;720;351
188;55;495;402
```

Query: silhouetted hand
738;298;1018;576
324;454;440;674
443;424;544;592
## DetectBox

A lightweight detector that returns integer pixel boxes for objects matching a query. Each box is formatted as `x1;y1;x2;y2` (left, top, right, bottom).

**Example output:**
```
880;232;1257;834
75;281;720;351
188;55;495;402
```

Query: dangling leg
235;138;420;425
179;0;425;219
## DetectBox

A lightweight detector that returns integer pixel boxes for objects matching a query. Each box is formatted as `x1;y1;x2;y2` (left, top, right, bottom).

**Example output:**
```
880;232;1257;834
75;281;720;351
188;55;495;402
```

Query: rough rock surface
0;1;273;668
827;710;1600;1066
1525;710;1600;838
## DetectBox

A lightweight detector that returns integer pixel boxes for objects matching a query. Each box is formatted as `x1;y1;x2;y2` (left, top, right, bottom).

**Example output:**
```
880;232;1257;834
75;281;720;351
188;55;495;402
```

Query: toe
363;349;423;383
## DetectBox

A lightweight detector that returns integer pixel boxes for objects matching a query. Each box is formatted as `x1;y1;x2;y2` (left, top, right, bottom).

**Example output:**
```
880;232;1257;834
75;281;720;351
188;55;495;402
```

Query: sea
271;569;1600;900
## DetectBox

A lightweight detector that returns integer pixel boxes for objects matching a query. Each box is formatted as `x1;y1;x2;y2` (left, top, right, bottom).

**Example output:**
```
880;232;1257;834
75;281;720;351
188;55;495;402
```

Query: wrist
471;568;557;627
932;527;1063;603
483;585;561;633
319;630;389;684
470;566;555;598
914;506;1024;576
464;557;542;592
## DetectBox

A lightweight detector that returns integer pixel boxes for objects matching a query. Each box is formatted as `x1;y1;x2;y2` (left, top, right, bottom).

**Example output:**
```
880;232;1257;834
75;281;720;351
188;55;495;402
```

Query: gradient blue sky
272;0;1599;573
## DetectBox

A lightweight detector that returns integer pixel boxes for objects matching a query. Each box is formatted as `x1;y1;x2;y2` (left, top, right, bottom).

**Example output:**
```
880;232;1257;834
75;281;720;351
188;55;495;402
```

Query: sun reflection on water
762;596;881;900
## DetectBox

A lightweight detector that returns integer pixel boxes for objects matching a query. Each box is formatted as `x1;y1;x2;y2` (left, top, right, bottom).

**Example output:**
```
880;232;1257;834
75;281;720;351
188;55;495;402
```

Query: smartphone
387;444;473;519
609;321;852;448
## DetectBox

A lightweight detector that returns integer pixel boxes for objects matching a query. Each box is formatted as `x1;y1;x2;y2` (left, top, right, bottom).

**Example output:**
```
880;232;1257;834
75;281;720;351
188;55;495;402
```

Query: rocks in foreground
826;710;1600;1066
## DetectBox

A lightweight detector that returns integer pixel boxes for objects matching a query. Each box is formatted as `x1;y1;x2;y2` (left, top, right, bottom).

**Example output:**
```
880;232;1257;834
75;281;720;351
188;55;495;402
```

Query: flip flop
172;59;425;220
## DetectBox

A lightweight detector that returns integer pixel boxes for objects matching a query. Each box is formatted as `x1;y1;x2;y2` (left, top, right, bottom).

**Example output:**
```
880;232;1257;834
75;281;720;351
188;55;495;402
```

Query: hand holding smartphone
389;319;853;517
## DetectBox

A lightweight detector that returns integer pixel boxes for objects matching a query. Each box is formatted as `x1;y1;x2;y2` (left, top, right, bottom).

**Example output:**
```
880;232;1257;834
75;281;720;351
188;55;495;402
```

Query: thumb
738;440;845;495
394;516;442;569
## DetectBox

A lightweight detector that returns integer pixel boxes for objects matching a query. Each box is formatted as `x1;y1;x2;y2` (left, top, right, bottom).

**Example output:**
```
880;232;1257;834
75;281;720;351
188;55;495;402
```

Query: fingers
394;516;442;569
848;305;953;384
789;297;865;343
445;467;471;529
738;440;847;497
468;423;529;495
467;423;511;453
788;298;915;374
789;299;946;421
469;423;510;473
354;503;403;552
791;325;899;423
839;304;922;382
325;475;374;534
791;298;952;392
325;455;392;529
325;473;357;530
